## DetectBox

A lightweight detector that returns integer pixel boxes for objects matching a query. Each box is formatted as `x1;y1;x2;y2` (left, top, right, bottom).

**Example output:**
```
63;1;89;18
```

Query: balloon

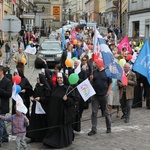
73;39;78;45
21;57;26;64
88;45;92;49
72;57;78;61
76;35;80;39
16;85;21;94
65;59;73;67
119;59;126;68
126;54;132;61
12;75;21;84
68;73;79;85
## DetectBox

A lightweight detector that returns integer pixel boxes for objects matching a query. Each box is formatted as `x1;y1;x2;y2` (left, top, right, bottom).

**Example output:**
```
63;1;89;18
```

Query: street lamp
33;4;45;16
69;8;71;21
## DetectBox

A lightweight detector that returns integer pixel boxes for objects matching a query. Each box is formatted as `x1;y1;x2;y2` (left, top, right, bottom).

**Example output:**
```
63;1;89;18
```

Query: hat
57;72;63;78
41;68;45;73
14;68;18;73
135;47;140;52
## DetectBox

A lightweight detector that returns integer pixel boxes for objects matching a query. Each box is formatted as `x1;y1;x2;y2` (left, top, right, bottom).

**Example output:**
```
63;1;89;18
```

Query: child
0;107;29;150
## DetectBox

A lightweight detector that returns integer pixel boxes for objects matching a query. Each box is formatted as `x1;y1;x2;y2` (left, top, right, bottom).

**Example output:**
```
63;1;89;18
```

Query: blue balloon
16;85;21;94
76;35;80;39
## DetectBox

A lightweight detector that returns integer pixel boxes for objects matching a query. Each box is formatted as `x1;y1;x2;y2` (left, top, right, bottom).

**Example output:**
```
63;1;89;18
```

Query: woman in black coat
43;72;75;149
26;73;51;142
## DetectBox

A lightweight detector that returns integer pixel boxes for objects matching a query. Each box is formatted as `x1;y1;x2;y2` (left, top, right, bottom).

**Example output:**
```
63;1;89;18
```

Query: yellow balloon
65;59;73;67
73;39;78;45
119;59;126;68
21;57;26;64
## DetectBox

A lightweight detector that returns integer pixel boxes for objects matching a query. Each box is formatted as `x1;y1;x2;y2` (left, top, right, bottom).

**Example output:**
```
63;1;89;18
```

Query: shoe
88;130;97;136
116;113;120;118
24;146;29;150
121;115;126;119
124;118;129;123
106;128;111;133
27;139;35;143
2;139;9;143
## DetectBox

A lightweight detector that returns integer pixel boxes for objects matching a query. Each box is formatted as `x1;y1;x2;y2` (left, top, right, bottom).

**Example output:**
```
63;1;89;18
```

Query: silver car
38;40;62;66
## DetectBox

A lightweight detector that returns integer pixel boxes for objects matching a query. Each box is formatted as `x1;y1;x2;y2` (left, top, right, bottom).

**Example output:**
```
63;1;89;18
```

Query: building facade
128;0;150;40
105;0;118;26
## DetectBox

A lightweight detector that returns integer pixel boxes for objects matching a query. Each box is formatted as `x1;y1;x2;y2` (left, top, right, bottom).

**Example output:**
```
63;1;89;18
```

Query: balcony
113;0;119;7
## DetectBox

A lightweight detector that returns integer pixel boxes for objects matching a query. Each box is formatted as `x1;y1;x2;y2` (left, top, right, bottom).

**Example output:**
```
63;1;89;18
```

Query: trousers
16;136;28;150
0;114;8;143
120;92;133;119
91;95;111;132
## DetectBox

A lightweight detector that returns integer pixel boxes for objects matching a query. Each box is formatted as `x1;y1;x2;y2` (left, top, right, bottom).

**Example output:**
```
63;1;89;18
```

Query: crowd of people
0;25;149;149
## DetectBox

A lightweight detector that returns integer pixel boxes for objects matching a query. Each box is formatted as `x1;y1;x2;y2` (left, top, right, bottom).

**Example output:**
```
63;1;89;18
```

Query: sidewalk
2;103;150;150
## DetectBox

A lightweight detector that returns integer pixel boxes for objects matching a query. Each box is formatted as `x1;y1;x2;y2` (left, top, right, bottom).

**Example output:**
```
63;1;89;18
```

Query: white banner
77;79;96;101
16;101;28;114
35;101;46;114
24;45;36;55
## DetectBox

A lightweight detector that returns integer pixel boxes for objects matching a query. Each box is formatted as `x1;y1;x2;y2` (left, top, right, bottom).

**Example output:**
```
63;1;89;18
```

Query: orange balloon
21;57;26;64
65;59;73;67
73;39;78;45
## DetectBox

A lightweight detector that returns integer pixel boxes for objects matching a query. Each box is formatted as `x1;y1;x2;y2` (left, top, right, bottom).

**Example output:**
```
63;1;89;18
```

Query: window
132;0;137;3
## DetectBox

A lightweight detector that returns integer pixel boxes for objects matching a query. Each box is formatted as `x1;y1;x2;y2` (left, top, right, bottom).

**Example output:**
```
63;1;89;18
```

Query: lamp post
33;4;45;38
69;8;71;21
33;4;45;16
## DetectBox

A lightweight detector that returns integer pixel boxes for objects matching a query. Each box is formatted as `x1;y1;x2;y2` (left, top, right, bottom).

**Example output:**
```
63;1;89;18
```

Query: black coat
0;76;12;114
26;83;51;140
5;43;10;53
26;74;51;139
43;85;75;148
60;50;75;68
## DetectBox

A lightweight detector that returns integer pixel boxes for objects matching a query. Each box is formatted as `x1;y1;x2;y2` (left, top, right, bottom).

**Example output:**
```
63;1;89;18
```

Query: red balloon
126;54;132;60
88;45;92;49
12;75;21;84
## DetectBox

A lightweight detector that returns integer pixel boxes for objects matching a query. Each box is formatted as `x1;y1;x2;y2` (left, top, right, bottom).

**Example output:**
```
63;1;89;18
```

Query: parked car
37;40;62;66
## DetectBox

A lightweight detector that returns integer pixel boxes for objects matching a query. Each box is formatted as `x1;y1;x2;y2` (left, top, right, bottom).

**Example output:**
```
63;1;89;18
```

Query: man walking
118;63;137;123
0;65;12;146
88;62;112;136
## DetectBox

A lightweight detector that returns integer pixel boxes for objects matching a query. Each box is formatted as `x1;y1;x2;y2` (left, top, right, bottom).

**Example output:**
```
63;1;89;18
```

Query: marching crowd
0;25;149;150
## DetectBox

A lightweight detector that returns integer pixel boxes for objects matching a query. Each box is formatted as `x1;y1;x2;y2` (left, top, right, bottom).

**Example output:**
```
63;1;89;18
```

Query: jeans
121;92;133;119
16;136;28;150
0;114;8;143
91;95;111;132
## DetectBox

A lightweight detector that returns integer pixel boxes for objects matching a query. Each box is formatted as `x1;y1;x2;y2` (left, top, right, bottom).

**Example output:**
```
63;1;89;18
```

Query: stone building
128;0;150;40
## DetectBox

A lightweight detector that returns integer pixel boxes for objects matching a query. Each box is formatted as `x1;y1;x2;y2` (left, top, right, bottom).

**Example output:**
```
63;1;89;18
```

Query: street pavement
1;36;150;150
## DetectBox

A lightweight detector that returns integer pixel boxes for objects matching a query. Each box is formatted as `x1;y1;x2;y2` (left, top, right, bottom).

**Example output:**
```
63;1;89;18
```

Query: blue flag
133;39;150;84
61;27;66;51
97;31;123;81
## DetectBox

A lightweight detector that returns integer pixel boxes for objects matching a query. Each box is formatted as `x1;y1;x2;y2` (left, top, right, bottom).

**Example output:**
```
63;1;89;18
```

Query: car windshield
41;42;61;51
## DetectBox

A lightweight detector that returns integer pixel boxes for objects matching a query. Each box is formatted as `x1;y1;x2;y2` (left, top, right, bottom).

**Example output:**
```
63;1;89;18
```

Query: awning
20;13;55;20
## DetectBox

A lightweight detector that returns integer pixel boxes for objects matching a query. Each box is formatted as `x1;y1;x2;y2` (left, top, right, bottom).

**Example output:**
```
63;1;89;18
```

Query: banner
24;45;36;55
118;36;132;53
133;39;150;84
16;101;27;114
77;79;96;101
35;101;46;114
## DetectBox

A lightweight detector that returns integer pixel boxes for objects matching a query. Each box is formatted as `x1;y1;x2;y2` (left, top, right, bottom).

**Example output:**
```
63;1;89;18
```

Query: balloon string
66;86;77;96
65;84;71;95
